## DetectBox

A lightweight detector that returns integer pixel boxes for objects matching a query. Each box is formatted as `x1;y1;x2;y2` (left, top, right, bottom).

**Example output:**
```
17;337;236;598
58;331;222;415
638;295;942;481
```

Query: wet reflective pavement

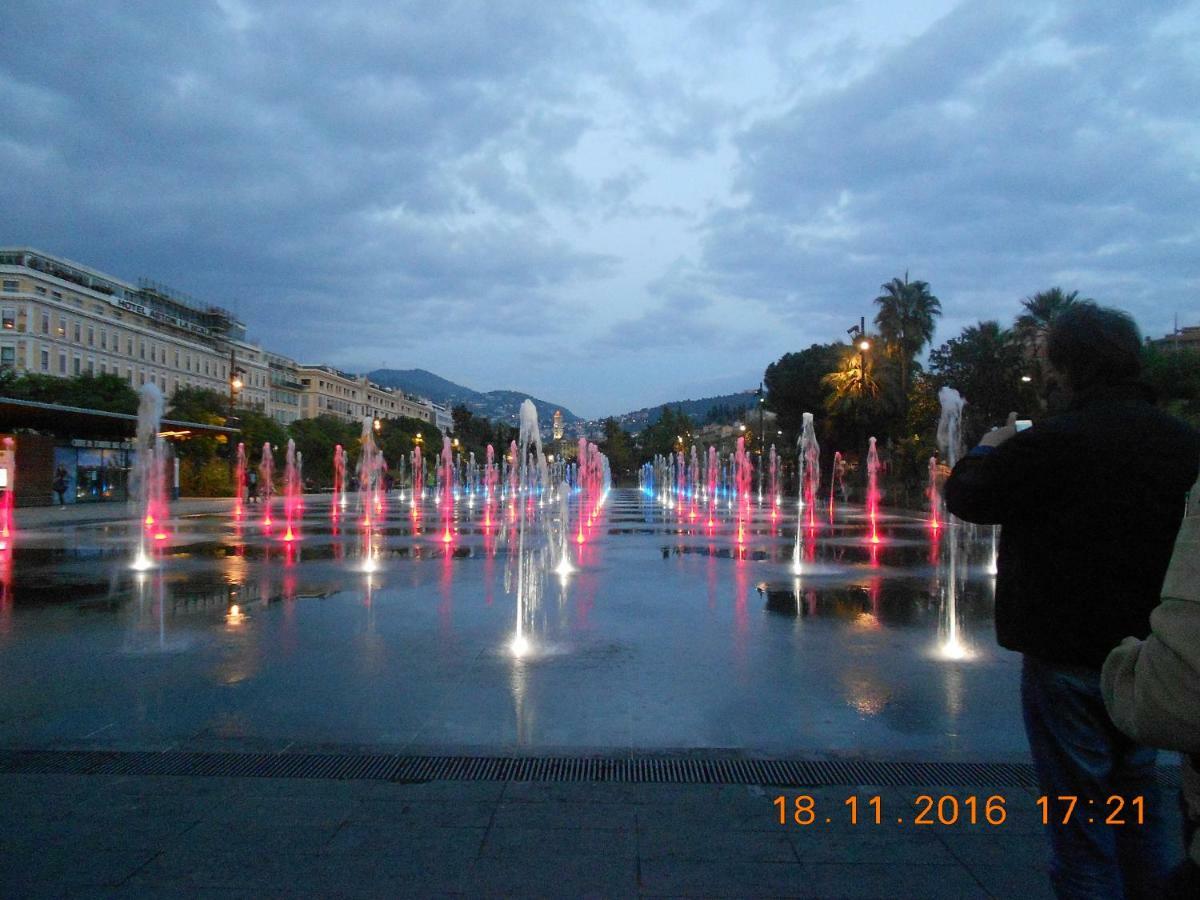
0;489;1023;760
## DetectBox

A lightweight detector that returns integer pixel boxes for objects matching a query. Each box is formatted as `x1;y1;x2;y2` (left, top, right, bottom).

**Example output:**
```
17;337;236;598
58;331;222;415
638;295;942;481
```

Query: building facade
1;248;450;432
1;248;254;406
297;365;440;427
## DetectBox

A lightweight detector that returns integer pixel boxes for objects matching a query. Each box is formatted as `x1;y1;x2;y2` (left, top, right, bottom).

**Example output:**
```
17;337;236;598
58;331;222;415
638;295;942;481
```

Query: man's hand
978;412;1019;448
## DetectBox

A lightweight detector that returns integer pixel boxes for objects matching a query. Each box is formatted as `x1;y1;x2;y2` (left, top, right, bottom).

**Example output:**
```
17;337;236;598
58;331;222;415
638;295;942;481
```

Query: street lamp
848;316;871;352
373;418;382;434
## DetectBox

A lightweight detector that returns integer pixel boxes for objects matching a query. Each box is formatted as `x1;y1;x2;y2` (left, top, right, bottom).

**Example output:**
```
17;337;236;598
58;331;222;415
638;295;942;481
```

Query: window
174;350;179;368
58;351;66;374
100;330;107;350
56;316;65;337
99;361;106;374
139;341;144;360
87;326;94;347
2;280;17;293
73;355;81;375
127;338;133;355
1;308;14;330
0;345;14;369
40;348;49;371
126;368;132;384
52;290;62;300
87;358;94;375
73;322;80;342
35;286;46;295
41;312;49;334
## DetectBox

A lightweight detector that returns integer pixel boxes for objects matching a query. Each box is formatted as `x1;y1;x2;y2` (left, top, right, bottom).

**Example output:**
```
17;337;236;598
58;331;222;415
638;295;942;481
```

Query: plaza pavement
3;767;1140;898
2;498;1180;896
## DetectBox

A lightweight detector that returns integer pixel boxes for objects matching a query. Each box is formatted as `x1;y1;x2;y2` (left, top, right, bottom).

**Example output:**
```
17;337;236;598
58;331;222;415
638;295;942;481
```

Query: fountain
259;442;275;528
792;412;818;573
357;418;384;570
281;439;301;542
866;437;880;544
928;456;942;530
233;443;247;517
131;384;168;571
509;400;548;657
440;436;454;543
332;444;346;516
936;387;969;659
828;450;844;521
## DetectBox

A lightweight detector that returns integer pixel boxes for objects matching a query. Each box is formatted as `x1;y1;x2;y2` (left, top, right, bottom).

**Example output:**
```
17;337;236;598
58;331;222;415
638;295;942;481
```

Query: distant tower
552;410;564;441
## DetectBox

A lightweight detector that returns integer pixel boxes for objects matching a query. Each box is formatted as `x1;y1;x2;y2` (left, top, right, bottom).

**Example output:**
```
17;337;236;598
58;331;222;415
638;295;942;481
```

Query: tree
928;321;1038;444
821;341;900;448
287;415;361;486
1142;346;1200;427
637;406;694;461
166;386;228;462
598;418;636;482
0;371;137;414
1014;287;1084;401
763;343;843;448
873;274;942;413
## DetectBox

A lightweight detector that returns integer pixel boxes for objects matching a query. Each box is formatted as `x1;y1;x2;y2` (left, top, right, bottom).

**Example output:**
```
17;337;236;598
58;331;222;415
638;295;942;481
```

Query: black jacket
944;382;1200;668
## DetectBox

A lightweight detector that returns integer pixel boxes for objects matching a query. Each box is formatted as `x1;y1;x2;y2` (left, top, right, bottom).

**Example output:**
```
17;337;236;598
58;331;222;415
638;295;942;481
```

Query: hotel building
0;248;452;432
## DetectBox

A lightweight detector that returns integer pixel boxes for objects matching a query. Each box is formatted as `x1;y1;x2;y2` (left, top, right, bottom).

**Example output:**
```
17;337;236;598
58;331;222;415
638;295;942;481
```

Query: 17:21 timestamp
1036;795;1145;825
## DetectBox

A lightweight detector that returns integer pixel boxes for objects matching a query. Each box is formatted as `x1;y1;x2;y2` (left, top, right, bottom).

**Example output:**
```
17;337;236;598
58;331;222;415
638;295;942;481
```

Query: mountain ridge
367;368;583;425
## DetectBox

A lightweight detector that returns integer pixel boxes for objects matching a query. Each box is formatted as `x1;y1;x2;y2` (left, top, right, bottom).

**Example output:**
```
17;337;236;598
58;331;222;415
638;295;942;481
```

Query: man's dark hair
1046;301;1142;390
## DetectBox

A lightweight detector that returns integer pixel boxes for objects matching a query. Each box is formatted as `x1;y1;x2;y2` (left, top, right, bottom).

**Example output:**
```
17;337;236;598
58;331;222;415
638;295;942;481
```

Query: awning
0;396;240;441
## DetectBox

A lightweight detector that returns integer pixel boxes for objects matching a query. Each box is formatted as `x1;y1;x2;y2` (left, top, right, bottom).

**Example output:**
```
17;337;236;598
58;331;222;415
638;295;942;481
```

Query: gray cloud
2;0;1196;417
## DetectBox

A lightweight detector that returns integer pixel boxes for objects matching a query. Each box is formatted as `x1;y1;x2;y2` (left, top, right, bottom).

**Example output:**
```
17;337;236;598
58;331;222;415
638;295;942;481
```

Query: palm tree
821;343;899;445
1014;287;1081;363
873;273;942;410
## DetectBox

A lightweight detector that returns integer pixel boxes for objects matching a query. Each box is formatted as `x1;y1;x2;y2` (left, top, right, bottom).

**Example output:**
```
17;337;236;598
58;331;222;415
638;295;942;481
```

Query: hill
608;390;758;432
367;368;582;426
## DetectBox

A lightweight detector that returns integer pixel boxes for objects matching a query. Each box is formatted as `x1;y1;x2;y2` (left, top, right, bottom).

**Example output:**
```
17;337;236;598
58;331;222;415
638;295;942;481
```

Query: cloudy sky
3;0;1197;417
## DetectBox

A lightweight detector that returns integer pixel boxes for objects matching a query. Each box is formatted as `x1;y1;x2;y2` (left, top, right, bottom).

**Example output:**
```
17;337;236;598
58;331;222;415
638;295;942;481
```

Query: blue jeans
1022;654;1173;899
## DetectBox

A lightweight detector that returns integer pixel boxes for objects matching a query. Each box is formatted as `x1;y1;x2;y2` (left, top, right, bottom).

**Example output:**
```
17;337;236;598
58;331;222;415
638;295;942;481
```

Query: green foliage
703;402;748;426
637;405;694;460
286;415;361;486
0;371;138;414
598;417;636;482
873;274;942;406
375;416;443;474
1142;346;1200;427
450;404;513;460
166;386;227;460
820;342;901;446
236;410;288;464
179;457;234;497
928;321;1038;444
763;343;843;448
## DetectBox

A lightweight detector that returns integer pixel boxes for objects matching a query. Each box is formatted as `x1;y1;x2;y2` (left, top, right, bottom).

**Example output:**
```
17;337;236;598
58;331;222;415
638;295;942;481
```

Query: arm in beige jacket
1102;487;1200;752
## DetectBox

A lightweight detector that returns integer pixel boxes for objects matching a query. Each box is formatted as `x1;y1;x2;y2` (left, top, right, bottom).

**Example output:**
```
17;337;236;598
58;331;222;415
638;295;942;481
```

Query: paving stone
491;799;638;830
481;824;636;858
461;852;637;897
0;847;158;892
351;797;497;828
786;827;955;865
797;862;989;899
637;859;805;897
639;822;796;862
967;863;1056;900
936;832;1049;870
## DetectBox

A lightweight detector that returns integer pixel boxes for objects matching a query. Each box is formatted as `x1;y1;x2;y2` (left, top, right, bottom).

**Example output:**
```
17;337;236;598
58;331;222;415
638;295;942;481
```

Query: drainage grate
0;750;1181;789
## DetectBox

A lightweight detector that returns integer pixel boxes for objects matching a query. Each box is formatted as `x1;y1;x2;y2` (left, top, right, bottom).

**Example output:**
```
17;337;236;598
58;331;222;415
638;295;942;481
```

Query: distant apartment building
0;247;264;407
1;247;451;431
297;365;444;428
1151;325;1200;354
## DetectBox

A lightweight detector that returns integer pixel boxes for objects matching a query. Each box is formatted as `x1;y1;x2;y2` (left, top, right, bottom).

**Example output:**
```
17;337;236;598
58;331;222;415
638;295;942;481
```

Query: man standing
945;303;1200;899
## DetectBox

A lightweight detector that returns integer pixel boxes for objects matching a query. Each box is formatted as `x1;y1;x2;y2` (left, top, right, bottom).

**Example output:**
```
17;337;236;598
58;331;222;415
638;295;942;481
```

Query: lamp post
756;382;765;457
